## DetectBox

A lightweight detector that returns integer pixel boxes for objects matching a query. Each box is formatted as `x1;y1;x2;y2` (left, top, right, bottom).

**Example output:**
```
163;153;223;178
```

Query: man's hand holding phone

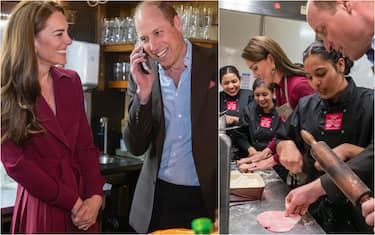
130;44;154;105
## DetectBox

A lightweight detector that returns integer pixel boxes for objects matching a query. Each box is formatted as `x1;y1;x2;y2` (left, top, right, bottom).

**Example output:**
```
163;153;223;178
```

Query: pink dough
257;210;301;232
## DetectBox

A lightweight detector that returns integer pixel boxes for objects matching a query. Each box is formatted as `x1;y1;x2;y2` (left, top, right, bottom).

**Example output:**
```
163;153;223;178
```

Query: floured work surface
229;168;325;234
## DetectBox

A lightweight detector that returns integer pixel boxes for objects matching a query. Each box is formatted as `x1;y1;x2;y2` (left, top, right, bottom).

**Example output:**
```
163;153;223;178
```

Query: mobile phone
136;39;152;74
140;48;152;74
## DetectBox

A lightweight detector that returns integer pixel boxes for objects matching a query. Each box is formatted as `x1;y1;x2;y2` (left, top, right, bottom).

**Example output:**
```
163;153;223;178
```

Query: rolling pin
300;129;371;205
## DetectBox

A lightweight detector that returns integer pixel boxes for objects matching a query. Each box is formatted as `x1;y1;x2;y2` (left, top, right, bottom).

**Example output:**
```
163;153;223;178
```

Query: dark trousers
148;179;209;233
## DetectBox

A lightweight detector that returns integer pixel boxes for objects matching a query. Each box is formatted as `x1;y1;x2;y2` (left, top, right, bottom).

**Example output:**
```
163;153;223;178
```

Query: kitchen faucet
100;116;109;156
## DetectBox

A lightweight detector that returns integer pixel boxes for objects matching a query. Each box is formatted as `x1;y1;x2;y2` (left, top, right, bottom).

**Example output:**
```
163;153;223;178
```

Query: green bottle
191;217;213;234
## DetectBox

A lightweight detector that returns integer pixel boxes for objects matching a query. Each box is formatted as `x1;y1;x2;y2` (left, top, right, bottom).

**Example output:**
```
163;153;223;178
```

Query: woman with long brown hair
242;35;315;120
241;36;315;167
1;1;104;233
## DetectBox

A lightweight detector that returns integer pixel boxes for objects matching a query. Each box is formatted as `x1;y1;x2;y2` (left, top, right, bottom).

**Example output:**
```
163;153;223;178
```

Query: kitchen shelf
101;38;217;53
102;43;135;53
190;38;218;48
108;80;128;89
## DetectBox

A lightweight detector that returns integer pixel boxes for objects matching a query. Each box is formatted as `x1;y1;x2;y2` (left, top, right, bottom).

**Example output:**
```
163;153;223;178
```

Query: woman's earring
271;64;276;75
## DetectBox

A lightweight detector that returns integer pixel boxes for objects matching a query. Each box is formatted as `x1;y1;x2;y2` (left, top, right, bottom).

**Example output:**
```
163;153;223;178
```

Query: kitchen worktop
229;168;325;234
100;155;143;176
1;154;143;214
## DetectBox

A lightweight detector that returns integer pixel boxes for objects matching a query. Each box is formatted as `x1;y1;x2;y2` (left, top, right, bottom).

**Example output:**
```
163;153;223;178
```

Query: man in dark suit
124;1;218;233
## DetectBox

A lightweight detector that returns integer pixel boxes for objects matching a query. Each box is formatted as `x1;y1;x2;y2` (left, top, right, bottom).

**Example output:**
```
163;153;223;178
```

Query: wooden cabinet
100;43;133;90
96;1;218;91
95;2;137;90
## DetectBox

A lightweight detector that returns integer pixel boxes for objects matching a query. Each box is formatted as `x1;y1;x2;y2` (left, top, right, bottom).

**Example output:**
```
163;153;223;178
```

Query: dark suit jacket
124;44;218;233
1;67;104;233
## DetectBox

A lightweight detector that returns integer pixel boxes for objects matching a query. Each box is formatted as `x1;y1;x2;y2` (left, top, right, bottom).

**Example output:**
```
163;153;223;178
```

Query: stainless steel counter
229;168;325;234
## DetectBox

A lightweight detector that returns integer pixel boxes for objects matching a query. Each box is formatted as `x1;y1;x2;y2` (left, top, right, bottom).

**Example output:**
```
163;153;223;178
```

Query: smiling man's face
135;4;186;70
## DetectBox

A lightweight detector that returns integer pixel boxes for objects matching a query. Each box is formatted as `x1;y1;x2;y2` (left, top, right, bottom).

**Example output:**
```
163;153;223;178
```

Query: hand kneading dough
257;210;301;232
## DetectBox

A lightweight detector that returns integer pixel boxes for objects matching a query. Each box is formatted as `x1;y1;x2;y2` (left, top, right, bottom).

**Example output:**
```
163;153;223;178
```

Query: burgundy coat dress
1;67;105;233
274;75;315;109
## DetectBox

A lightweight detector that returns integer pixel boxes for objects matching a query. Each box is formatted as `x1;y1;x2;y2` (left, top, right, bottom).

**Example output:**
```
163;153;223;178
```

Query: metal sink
99;155;116;164
99;154;141;166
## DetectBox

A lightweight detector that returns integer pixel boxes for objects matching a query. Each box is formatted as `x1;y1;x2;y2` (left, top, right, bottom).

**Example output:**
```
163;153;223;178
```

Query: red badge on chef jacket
324;113;343;130
260;116;272;128
226;101;237;111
